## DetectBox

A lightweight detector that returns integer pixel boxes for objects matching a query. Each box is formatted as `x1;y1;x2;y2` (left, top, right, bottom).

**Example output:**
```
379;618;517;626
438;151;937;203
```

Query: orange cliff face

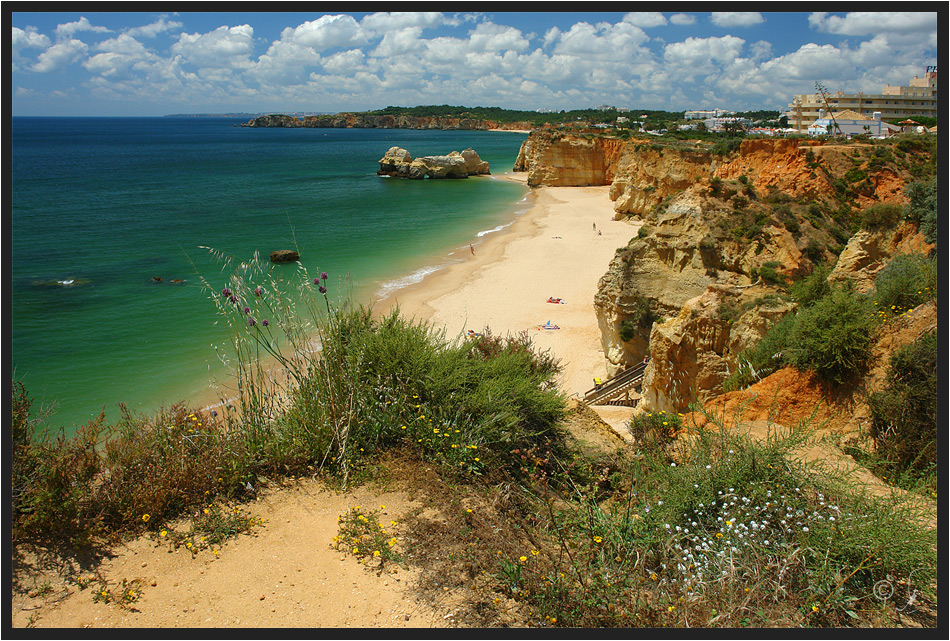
513;134;614;187
514;133;912;218
717;138;908;207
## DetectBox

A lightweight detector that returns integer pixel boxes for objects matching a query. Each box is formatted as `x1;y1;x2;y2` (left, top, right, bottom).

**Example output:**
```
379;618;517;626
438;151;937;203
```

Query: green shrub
95;404;244;530
844;167;867;183
11;381;106;542
724;311;797;391
790;263;832;307
787;287;876;385
278;306;567;483
710;137;742;156
858;203;902;231
868;330;937;477
627;409;682;452
618;293;657;342
872;253;937;317
756;261;787;287
801;240;826;264
904;179;937;245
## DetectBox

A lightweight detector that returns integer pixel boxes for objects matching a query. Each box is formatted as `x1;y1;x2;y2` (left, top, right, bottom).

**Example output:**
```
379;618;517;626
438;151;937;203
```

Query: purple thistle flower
319;285;327;294
221;287;231;297
321;272;328;281
211;410;218;418
262;319;269;327
243;306;251;314
254;286;263;297
229;295;238;304
248;318;256;326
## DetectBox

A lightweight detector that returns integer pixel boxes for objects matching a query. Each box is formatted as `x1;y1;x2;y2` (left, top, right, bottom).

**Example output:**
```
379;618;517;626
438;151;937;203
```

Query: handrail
583;360;649;403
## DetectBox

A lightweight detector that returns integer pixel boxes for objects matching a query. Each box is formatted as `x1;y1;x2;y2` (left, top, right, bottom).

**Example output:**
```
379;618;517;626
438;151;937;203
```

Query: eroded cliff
514;130;934;414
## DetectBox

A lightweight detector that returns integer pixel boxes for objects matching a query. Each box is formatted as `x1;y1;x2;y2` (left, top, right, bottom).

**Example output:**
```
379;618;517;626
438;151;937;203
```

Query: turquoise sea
11;117;530;435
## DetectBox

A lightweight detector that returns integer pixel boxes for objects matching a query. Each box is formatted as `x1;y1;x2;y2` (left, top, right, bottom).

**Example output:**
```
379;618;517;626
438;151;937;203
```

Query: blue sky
10;10;940;116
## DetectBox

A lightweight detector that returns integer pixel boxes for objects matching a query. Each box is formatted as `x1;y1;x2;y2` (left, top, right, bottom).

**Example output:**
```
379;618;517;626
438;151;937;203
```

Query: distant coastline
164;112;333;118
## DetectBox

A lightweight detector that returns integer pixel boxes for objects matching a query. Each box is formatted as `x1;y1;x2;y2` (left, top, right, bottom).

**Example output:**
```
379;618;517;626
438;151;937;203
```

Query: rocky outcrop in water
270;250;300;263
377;147;490;179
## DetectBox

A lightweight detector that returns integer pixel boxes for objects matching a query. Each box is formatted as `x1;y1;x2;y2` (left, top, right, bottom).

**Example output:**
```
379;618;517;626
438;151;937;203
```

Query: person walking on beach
470;244;475;256
593;222;597;232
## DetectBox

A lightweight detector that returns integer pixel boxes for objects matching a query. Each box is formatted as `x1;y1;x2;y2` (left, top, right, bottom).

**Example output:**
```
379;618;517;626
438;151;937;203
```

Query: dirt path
12;481;454;629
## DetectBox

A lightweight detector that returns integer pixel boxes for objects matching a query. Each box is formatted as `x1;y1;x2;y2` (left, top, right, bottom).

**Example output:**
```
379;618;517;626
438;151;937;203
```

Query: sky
9;10;941;117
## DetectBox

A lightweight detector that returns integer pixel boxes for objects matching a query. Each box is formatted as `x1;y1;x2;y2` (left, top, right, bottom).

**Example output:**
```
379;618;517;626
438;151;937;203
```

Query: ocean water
11;117;530;434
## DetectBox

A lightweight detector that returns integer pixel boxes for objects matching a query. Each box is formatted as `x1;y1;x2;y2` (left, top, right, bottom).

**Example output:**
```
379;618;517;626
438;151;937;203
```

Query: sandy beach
376;175;641;399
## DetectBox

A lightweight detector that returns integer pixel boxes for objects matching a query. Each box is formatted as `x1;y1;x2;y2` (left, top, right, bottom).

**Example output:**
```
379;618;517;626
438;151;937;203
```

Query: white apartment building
685;108;733;120
807;109;901;137
702;116;752;131
786;70;937;132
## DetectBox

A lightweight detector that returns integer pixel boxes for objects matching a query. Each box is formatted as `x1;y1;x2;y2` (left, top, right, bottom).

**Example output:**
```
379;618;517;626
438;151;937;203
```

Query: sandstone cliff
512;135;625;187
510;131;933;415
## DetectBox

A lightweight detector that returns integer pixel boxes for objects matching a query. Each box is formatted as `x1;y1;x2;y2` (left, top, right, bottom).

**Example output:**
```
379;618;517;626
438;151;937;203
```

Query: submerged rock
270;250;300;263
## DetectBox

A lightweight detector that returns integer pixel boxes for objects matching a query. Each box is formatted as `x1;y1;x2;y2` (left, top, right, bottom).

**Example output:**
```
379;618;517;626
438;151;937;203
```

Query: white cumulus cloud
808;11;937;35
622;12;667;28
125;15;184;39
710;12;764;28
279;14;369;51
670;14;696;26
172;25;255;69
83;34;154;78
359;12;445;35
54;16;112;39
31;38;89;72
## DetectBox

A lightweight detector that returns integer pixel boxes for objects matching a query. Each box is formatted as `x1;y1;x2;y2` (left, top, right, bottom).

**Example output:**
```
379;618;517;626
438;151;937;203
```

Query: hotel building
785;69;937;132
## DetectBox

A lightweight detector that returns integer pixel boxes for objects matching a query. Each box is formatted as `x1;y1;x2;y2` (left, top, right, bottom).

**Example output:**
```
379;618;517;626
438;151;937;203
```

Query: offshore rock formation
377;147;490;179
244;113;533;131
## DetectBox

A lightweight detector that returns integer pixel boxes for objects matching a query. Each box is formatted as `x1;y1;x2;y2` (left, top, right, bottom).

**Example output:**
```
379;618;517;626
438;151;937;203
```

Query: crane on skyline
815;81;843;136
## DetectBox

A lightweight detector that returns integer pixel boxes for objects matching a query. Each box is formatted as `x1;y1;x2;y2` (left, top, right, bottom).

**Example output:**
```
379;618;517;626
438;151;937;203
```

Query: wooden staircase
583;361;648;407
